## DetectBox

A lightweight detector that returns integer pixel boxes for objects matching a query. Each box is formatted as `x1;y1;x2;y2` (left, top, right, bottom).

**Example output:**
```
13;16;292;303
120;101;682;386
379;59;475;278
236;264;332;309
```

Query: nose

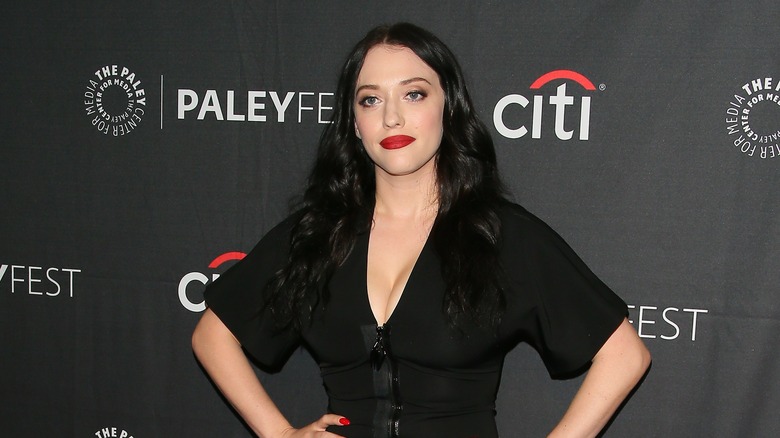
383;98;403;128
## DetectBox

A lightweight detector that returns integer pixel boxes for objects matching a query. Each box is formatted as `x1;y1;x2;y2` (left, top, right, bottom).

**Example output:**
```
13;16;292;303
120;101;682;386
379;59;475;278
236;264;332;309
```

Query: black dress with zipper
204;203;627;438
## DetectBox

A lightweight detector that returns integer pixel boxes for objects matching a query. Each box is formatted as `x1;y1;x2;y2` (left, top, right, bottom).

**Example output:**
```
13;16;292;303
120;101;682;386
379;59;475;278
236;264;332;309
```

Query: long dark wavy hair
264;22;508;332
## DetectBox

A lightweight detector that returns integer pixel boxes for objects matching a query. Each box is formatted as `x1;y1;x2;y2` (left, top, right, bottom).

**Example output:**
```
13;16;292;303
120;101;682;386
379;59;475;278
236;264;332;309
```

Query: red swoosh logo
530;70;596;90
208;251;246;268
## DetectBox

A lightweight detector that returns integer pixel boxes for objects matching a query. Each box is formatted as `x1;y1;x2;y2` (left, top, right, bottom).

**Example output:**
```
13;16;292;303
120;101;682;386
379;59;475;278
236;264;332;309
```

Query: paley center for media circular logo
724;76;780;159
94;426;135;438
84;65;147;136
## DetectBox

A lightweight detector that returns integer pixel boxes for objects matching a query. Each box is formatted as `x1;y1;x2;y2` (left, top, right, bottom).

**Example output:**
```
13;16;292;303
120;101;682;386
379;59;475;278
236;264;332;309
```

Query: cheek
418;101;445;129
417;110;444;138
354;113;374;140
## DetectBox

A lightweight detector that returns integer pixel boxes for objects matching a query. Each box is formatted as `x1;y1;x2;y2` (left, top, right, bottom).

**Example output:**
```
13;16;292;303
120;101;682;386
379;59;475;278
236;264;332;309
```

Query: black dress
204;203;627;438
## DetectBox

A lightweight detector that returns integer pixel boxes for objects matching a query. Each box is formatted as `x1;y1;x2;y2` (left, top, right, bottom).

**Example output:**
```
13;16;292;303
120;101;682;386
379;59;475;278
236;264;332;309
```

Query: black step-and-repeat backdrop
2;1;779;436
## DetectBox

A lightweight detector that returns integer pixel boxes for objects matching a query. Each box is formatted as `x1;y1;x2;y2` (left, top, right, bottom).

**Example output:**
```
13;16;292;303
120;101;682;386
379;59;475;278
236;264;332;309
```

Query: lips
379;135;416;150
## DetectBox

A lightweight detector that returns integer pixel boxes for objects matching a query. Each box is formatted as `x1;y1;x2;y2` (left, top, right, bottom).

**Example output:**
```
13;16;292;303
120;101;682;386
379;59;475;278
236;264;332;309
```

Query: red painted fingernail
339;417;350;426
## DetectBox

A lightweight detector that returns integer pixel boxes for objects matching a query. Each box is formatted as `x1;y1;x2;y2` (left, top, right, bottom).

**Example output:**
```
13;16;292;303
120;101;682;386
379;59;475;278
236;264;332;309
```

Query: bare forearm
192;309;293;438
549;319;651;437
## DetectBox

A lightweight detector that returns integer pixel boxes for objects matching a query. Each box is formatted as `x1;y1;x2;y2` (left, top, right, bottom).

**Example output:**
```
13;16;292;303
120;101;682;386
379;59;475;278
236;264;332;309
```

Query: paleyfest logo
84;65;147;136
725;76;780;159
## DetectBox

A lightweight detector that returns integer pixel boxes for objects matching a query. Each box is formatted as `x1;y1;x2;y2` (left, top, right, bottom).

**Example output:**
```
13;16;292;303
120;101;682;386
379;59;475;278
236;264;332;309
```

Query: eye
358;95;380;107
406;90;427;101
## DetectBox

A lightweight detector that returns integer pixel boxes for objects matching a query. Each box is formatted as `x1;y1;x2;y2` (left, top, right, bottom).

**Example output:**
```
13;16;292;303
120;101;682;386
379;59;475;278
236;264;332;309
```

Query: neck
373;168;438;221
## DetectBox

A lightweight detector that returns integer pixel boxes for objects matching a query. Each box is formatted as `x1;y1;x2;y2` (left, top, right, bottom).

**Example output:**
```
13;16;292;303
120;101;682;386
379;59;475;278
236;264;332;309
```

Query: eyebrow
355;77;432;94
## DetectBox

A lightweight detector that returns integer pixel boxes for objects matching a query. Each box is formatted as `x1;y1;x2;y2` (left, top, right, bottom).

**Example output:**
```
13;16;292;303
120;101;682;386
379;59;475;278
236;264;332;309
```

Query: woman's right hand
194;310;347;438
279;414;349;438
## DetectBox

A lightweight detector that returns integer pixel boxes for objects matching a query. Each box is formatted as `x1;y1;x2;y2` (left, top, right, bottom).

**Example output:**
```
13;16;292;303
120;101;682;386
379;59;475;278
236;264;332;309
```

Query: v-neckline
363;227;432;327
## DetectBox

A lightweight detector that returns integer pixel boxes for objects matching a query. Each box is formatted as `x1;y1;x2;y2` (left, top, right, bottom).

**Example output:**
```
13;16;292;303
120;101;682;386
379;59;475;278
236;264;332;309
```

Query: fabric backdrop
1;1;778;436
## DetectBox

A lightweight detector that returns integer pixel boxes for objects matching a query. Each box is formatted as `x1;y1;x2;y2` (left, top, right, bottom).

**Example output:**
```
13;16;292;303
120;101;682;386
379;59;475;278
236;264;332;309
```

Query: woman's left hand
548;318;651;437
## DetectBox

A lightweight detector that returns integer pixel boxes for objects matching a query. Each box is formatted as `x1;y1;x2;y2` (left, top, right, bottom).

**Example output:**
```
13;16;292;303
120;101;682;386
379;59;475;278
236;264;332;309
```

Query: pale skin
191;44;651;438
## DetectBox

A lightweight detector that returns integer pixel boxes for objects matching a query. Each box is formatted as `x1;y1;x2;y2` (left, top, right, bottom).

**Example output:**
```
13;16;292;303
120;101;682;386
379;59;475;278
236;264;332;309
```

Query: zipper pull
371;324;387;370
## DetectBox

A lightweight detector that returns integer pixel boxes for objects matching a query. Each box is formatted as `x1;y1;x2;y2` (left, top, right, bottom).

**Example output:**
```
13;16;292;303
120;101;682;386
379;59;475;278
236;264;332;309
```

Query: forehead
356;44;440;87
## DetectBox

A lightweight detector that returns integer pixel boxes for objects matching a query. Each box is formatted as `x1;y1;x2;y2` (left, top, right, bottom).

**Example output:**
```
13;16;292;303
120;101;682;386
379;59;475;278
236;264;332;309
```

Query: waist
322;359;501;438
326;409;498;438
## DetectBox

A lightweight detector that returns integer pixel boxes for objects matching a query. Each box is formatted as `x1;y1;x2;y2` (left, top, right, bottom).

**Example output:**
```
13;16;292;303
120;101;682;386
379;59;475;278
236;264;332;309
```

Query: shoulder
203;211;301;308
238;210;302;268
496;201;593;272
497;201;539;227
497;201;563;247
258;211;300;246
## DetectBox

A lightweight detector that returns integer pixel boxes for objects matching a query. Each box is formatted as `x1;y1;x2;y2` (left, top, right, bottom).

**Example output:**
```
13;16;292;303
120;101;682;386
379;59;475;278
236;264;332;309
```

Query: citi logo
493;70;598;141
178;251;246;312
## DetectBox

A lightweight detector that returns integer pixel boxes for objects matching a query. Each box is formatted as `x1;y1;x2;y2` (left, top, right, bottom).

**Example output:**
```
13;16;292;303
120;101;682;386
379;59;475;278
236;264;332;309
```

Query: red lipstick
380;135;415;150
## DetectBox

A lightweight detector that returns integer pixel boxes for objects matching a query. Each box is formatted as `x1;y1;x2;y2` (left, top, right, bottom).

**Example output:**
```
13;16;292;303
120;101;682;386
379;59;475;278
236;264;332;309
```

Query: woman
192;22;650;438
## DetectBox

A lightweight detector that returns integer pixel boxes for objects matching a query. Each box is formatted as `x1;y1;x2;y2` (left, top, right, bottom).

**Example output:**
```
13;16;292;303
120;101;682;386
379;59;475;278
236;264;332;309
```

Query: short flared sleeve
500;204;628;378
203;216;301;370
